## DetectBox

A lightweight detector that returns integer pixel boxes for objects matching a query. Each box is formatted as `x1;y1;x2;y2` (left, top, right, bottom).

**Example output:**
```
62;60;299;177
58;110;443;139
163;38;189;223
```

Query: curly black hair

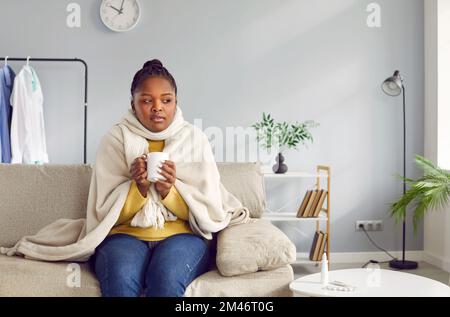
130;59;177;97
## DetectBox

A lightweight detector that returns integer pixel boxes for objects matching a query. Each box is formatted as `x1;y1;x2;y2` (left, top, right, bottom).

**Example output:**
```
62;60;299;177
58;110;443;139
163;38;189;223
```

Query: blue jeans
93;233;210;297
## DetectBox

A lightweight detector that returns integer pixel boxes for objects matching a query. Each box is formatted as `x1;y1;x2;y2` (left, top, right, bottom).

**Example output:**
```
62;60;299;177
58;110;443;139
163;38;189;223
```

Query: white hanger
26;56;30;66
4;56;8;66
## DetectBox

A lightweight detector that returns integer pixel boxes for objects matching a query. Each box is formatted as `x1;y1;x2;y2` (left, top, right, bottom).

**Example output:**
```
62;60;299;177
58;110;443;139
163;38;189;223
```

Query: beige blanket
0;108;251;262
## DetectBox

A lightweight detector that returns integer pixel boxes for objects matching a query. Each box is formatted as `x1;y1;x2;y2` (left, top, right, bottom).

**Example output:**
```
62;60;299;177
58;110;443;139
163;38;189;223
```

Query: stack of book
296;189;328;218
309;231;327;261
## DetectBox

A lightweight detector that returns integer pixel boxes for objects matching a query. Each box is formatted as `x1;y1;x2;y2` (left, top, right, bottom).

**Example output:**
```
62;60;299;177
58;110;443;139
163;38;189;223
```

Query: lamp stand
389;86;418;270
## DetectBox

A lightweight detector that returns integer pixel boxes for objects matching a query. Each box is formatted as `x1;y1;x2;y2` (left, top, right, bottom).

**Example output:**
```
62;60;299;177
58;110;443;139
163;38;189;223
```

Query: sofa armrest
216;220;296;277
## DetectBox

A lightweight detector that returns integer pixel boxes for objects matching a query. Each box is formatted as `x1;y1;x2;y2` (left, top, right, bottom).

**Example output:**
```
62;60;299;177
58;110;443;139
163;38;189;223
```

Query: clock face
100;0;141;32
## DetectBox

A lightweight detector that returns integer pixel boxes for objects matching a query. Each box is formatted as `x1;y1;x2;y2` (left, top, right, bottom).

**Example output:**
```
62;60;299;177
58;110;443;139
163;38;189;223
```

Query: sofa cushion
185;265;293;297
217;162;266;218
0;254;293;297
0;254;100;296
216;220;296;277
0;164;92;247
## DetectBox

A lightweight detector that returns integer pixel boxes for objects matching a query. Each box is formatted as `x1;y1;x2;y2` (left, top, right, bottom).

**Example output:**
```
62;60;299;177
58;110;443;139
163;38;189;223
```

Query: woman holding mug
93;59;210;297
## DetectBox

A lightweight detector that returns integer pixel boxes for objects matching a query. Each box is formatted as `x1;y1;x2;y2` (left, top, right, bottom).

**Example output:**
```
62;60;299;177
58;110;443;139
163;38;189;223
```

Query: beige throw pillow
216;220;296;277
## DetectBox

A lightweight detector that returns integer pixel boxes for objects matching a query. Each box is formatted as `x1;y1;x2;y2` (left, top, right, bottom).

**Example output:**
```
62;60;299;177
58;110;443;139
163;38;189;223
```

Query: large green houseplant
391;155;450;233
251;113;318;173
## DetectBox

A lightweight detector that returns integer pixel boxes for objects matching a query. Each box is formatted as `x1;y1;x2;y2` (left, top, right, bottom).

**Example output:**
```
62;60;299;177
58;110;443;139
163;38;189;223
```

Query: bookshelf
262;165;331;266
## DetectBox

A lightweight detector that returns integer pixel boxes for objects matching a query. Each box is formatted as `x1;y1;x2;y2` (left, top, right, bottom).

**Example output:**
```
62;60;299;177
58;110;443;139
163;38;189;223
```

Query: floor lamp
381;70;418;270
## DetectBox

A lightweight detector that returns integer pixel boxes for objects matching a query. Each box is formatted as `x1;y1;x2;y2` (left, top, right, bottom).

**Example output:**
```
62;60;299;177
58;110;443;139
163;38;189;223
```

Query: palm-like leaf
391;155;450;234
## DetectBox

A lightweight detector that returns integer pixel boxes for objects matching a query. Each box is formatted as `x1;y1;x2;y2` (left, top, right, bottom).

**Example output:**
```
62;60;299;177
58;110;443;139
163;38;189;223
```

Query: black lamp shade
382;70;403;96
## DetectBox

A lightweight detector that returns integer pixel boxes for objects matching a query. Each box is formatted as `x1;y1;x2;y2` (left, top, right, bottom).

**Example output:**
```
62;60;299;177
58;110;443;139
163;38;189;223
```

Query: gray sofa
0;162;294;297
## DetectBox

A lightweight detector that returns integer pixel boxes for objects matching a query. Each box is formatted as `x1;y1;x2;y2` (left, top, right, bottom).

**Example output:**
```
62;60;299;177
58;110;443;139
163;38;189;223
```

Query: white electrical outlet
356;220;383;232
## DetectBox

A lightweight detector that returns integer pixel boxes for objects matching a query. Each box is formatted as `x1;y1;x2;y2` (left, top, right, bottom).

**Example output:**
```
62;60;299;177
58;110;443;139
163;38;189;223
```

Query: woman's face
132;76;177;133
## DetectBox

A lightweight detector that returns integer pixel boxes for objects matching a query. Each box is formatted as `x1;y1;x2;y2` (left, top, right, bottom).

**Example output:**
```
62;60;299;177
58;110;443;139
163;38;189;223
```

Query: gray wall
0;0;424;253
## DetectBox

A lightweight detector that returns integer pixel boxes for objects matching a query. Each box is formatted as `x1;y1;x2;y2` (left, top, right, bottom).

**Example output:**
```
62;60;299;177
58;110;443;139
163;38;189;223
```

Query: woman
94;59;210;297
0;59;251;297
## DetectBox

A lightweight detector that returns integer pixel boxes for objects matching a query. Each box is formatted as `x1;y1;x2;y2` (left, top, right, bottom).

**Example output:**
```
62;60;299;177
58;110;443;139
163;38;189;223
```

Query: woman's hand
155;160;177;199
130;154;151;197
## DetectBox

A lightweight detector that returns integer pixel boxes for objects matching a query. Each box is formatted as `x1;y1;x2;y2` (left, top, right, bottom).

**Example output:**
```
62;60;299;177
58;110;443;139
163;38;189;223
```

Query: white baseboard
423;251;450;272
297;251;424;264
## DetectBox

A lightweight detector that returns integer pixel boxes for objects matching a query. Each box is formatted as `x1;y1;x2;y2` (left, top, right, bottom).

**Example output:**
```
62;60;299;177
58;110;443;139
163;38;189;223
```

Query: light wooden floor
293;261;450;286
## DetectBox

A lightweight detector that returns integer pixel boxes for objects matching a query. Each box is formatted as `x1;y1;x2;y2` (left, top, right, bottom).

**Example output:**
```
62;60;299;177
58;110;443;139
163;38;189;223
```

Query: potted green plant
251;113;318;174
391;155;450;233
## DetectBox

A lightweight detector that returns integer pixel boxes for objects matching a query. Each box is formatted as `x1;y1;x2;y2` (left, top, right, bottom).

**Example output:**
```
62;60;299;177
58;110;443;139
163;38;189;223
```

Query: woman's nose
151;100;163;112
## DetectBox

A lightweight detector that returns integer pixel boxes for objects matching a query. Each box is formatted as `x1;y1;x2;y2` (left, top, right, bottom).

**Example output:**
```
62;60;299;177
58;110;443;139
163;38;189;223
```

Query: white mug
147;152;170;182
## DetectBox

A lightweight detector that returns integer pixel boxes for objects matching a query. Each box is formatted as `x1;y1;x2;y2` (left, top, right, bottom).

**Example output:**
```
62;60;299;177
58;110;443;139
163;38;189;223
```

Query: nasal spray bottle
320;253;329;285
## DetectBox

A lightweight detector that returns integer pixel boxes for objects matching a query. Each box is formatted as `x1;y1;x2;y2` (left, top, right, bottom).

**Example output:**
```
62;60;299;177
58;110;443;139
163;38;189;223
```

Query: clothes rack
1;57;88;164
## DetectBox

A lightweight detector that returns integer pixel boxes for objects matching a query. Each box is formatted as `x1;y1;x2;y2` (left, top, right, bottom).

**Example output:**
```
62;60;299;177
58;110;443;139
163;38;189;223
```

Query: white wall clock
100;0;141;32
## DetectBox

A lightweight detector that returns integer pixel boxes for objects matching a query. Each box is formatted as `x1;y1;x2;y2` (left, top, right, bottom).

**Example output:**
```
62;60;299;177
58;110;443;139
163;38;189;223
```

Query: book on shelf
309;231;324;261
312;190;328;217
296;190;312;217
317;232;327;261
309;231;320;260
302;190;318;218
307;189;323;217
309;231;327;261
313;231;324;261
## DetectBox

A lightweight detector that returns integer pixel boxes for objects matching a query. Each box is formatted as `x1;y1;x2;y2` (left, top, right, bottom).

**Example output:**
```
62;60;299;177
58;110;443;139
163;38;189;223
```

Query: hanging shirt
10;65;49;164
0;65;15;163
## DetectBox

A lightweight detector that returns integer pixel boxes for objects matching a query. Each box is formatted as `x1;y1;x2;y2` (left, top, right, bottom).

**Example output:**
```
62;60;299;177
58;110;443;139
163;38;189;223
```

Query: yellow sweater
109;140;192;241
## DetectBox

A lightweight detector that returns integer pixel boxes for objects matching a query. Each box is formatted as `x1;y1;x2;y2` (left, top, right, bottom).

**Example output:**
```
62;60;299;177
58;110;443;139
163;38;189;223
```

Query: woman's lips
150;116;165;123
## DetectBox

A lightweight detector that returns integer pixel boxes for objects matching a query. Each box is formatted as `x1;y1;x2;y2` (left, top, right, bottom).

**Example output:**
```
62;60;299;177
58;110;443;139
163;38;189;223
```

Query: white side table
289;268;450;297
